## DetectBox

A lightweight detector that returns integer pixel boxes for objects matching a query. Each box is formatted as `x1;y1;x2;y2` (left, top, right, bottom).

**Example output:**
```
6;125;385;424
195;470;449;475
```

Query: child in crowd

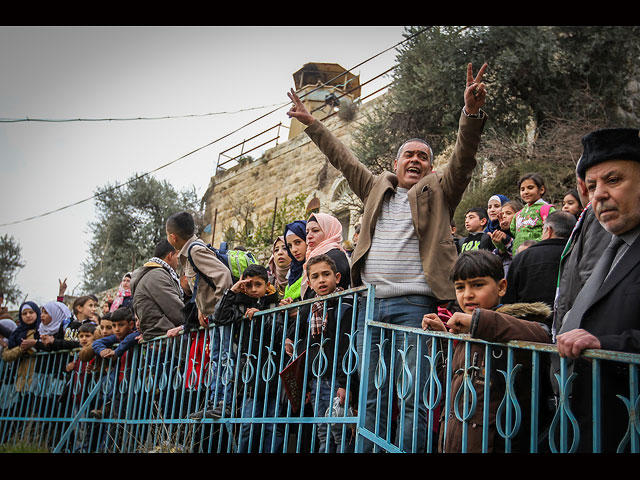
511;173;555;254
282;220;307;304
2;301;40;363
422;250;551;453
65;295;99;341
35;301;78;352
485;194;509;234
304;212;350;298
459;207;494;253
562;188;583;220
268;236;291;298
205;264;283;452
489;200;521;275
286;254;357;453
98;312;114;337
64;322;97;452
90;306;140;419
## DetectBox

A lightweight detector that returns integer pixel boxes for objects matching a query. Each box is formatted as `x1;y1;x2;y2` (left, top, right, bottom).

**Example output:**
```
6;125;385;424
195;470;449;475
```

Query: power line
0;26;433;228
0;102;285;123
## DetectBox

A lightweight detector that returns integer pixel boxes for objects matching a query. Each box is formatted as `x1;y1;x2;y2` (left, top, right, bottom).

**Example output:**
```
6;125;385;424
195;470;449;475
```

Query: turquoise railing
0;285;638;453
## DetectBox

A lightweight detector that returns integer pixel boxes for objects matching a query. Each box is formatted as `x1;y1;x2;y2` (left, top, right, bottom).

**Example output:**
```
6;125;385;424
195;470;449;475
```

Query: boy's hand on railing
245;308;259;320
100;349;115;358
279;297;294;306
66;361;75;372
284;338;294;357
167;326;184;337
447;312;472;334
422;313;446;331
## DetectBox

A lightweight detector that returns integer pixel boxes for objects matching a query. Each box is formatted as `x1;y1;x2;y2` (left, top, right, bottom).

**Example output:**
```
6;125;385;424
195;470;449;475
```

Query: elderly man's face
393;141;432;189
586;159;640;235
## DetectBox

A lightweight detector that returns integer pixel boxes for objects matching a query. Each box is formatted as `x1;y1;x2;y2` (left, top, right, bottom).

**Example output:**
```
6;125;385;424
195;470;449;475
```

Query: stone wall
201;99;380;248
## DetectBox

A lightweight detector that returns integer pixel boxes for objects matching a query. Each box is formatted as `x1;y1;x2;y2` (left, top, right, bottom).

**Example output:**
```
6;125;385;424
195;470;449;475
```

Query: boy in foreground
422;250;551;452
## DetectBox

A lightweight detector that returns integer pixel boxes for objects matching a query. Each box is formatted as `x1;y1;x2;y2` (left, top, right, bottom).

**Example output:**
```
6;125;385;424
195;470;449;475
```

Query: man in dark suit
555;128;640;452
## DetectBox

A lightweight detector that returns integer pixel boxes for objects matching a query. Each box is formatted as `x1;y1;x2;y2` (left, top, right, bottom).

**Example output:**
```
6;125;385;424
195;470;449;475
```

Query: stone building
200;63;378;253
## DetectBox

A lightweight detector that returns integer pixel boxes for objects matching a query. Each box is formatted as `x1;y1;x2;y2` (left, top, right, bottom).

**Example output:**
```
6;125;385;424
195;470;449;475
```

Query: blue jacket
92;330;140;357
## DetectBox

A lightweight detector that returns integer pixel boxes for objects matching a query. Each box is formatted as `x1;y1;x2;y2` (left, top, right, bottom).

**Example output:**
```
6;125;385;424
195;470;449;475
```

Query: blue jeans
356;294;436;453
237;393;284;453
310;378;355;453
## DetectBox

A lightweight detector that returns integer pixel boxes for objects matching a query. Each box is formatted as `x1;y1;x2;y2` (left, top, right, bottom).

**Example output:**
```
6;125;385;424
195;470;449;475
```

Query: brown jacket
304;111;487;301
178;235;232;316
439;302;552;453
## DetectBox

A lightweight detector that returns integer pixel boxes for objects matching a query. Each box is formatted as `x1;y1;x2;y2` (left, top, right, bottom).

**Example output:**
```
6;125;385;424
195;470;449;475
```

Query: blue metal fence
1;285;638;453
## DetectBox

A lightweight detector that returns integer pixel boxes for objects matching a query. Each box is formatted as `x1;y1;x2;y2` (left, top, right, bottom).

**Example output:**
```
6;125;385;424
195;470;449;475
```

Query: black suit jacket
579;232;640;353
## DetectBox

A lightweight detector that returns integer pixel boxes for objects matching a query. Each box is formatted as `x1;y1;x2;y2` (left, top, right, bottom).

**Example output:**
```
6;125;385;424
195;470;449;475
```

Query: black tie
559;235;625;334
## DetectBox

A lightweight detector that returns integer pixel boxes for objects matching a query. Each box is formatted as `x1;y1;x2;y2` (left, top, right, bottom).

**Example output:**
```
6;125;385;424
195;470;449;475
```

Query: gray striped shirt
361;187;433;298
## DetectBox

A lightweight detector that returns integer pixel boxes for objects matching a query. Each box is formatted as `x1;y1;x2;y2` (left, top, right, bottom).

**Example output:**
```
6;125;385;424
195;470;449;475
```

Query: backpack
187;241;258;284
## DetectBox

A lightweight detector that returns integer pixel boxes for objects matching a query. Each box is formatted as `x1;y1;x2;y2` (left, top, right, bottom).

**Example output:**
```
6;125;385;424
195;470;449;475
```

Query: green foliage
0;440;49;453
81;175;201;293
0;234;25;304
353;26;640;232
222;193;308;263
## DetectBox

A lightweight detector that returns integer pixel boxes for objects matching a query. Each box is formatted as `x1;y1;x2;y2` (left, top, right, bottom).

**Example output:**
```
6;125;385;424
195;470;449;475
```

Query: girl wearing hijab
303;212;351;298
485;194;510;234
282;220;307;303
2;301;41;362
268;235;292;298
36;301;78;352
110;273;132;312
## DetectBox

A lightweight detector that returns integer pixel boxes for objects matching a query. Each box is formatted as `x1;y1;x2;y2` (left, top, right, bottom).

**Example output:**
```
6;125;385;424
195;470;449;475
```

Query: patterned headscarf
110;273;132;312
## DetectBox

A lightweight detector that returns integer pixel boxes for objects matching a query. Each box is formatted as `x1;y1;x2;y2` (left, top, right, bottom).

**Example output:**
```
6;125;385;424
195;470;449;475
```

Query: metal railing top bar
370;320;640;365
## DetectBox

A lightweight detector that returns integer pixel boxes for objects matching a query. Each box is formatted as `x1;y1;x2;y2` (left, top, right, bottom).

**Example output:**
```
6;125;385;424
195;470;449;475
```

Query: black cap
577;128;640;180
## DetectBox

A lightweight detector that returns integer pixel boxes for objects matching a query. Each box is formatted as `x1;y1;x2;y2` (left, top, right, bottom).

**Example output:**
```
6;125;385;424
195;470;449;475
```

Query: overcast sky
0;26;406;309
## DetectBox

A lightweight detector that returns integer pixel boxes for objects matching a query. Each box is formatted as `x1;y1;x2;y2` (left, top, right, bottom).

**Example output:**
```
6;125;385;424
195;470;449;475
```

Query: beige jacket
178;235;232;316
304;110;487;301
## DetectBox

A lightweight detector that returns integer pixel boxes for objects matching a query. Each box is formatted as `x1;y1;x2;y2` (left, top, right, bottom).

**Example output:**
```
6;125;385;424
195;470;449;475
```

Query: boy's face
78;331;93;348
464;212;486;233
113;319;134;340
100;319;113;336
243;275;268;299
307;261;341;297
454;276;507;314
499;206;516;231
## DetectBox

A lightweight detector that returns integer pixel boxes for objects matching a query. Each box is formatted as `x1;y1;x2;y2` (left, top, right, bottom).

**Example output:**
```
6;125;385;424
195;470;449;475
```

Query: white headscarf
39;301;71;336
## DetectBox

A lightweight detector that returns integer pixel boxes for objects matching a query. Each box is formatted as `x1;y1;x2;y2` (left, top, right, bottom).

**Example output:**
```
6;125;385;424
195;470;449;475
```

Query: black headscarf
7;301;41;349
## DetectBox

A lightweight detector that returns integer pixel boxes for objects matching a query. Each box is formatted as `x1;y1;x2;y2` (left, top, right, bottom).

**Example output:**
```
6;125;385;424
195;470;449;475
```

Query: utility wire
0;102;285;123
0;26;433;228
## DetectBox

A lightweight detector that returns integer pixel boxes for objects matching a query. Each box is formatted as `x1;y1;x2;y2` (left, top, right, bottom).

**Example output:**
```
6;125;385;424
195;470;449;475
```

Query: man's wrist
463;106;483;118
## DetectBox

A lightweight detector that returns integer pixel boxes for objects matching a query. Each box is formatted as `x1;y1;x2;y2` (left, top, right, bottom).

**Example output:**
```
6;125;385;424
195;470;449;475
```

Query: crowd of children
0;168;589;453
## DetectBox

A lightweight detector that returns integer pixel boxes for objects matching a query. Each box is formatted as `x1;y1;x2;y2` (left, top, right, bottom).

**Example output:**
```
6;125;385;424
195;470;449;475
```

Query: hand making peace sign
464;63;488;115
